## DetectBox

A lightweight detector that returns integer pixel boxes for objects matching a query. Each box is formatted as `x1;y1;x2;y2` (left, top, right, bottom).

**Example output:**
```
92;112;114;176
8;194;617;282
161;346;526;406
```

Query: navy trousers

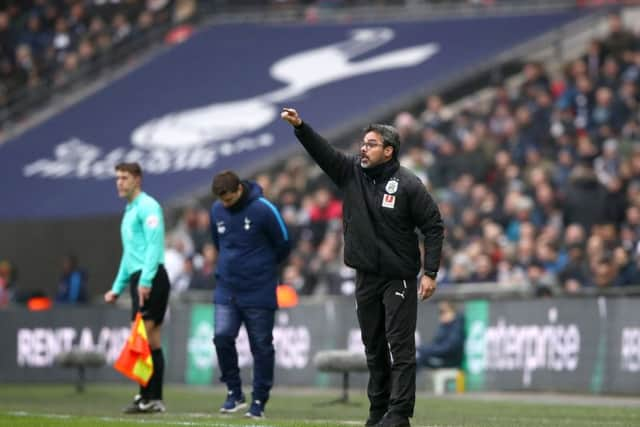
213;303;275;403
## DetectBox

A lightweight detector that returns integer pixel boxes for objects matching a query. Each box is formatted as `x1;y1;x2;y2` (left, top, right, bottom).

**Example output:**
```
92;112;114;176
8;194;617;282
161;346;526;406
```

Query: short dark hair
439;300;456;313
363;124;400;159
212;170;241;197
115;162;142;177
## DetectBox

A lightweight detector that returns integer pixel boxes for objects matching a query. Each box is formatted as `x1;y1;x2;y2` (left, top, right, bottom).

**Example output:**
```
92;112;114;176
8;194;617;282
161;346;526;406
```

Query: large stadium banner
0;12;584;220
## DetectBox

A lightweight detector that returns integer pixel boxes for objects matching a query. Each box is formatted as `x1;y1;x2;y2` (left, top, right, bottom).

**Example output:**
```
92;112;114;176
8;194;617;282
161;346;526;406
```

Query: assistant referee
104;162;170;414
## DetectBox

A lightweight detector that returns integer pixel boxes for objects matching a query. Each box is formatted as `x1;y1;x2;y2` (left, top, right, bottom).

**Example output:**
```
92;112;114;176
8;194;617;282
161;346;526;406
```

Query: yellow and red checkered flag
114;312;153;386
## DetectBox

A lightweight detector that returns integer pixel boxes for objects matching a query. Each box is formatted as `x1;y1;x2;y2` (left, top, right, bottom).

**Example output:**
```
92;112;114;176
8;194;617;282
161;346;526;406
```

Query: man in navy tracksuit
209;170;290;419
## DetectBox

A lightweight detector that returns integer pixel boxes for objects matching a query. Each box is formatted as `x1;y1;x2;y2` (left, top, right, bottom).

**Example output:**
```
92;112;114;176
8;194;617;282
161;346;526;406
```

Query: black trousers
356;271;417;418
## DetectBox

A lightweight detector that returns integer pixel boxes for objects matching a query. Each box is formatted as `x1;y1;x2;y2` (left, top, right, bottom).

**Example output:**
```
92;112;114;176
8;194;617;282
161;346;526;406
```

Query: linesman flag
114;312;153;386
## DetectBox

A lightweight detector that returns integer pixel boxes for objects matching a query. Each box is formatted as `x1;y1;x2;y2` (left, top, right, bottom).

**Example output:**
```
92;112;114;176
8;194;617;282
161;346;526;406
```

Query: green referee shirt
111;192;165;295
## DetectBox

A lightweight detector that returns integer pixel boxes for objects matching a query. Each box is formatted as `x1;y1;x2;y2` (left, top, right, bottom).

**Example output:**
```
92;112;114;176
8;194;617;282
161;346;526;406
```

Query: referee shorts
129;265;170;325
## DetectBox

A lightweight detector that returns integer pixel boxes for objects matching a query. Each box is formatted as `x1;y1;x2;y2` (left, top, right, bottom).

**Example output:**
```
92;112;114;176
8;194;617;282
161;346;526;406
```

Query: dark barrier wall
2;297;638;394
0;300;438;389
0;216;122;299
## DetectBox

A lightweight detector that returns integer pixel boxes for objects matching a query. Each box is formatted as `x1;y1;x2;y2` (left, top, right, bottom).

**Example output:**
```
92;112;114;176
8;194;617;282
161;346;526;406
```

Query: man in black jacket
282;108;444;427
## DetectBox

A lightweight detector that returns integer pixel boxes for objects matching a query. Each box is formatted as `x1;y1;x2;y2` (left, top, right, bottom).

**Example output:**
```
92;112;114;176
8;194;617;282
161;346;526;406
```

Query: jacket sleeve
111;253;129;295
139;202;165;287
258;198;291;264
410;178;444;275
294;122;352;187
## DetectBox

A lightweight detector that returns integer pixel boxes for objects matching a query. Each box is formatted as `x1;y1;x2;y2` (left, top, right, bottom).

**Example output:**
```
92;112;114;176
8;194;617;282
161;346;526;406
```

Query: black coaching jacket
294;122;444;279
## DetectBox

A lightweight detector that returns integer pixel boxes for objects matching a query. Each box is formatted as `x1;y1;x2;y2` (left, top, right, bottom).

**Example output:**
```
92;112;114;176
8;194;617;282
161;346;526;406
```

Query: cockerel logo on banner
114;312;153;386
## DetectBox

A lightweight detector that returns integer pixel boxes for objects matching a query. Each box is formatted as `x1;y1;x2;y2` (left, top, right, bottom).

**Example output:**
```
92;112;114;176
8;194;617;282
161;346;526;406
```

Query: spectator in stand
612;246;639;286
416;300;464;369
602;12;635;61
592;254;619;289
189;242;216;290
172;256;194;293
305;186;342;247
0;259;16;308
559;242;589;294
470;253;497;283
394;111;422;151
306;229;343;295
420;94;452;132
563;165;606;233
0;0;175;126
190;208;212;254
55;254;88;304
163;234;187;288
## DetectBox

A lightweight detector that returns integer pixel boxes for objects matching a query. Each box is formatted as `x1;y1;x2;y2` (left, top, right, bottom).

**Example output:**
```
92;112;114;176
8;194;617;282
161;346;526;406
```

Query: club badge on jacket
385;178;398;194
383;178;398;208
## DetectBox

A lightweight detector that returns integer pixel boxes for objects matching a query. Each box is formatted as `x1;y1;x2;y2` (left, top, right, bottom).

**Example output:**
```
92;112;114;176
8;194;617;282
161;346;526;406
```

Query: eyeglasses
361;142;384;150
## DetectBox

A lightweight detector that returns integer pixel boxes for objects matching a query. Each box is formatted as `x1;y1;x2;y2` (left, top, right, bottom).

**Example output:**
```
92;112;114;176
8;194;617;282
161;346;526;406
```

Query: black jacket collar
361;158;399;182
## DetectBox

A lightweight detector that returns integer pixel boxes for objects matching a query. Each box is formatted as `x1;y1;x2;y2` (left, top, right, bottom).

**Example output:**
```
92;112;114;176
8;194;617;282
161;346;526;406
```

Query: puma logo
395;280;408;299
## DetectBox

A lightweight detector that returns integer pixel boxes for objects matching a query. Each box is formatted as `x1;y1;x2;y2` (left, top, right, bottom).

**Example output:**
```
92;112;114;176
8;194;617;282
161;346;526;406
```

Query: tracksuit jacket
210;181;290;309
293;122;444;280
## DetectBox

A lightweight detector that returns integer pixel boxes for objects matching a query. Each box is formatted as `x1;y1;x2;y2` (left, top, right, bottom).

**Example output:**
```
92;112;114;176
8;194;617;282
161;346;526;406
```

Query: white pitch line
6;411;443;427
7;412;231;426
485;415;632;426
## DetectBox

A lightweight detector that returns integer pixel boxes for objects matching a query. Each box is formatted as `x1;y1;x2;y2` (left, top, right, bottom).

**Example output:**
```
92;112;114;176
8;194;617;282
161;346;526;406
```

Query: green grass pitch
0;384;638;427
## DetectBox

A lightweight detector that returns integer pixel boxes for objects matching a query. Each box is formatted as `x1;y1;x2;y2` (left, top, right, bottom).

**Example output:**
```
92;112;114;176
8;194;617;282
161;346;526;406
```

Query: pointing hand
281;108;302;127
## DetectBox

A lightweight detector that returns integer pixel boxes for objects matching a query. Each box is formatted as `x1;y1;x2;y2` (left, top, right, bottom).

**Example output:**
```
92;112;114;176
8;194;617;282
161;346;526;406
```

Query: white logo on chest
244;217;252;230
217;221;226;234
385;178;399;194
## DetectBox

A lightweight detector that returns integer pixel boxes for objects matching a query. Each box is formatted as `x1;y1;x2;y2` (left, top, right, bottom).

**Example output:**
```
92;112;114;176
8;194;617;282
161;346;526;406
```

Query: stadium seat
430;368;465;395
54;350;106;393
313;350;368;405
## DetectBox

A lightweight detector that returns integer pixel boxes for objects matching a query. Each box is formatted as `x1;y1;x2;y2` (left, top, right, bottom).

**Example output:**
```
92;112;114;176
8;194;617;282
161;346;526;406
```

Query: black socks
141;348;165;400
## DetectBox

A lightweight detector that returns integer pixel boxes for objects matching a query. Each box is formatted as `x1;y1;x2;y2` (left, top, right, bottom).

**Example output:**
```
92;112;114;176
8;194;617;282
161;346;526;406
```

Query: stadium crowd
0;0;567;136
0;0;185;130
3;3;640;305
162;12;640;298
